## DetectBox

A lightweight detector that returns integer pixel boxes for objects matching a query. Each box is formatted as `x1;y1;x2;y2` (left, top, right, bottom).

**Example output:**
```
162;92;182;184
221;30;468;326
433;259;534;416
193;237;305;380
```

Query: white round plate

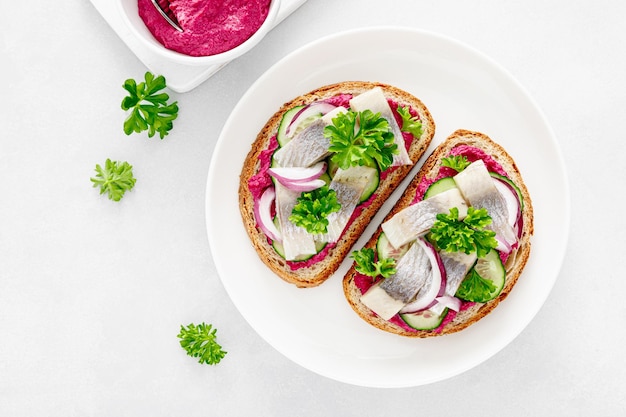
205;27;569;388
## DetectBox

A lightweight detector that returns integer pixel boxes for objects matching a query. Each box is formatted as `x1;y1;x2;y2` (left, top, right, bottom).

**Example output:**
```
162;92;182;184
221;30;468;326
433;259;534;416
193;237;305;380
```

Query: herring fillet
360;240;432;320
453;160;517;248
321;166;374;243
272;106;348;168
381;188;469;249
348;87;412;167
322;106;348;124
357;282;406;322
380;240;432;302
274;183;317;261
272;119;330;168
429;251;477;315
440;251;477;297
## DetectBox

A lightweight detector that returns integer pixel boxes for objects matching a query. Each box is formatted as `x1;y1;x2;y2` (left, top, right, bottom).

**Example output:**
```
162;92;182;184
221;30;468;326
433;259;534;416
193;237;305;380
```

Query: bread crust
238;81;436;287
342;129;534;337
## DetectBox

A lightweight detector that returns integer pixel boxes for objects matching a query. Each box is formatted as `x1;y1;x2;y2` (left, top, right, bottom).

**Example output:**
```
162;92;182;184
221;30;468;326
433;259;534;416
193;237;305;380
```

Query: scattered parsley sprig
90;159;136;201
289;185;341;234
177;323;227;365
351;248;397;279
325;109;398;172
429;207;497;258
121;72;179;139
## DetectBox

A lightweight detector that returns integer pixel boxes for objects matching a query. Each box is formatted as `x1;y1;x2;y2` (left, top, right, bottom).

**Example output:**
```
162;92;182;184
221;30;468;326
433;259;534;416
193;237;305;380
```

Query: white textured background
1;0;625;415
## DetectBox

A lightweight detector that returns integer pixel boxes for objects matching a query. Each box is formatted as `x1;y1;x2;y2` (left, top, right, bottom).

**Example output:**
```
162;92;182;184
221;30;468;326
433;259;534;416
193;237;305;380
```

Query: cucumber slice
400;308;448;330
276;106;304;147
270;153;280;170
272;238;285;258
359;167;380;202
271;217;326;260
490;172;524;211
473;249;505;300
328;159;379;202
376;232;410;261
423;177;457;199
277;106;325;147
272;239;326;261
327;158;340;178
456;249;505;302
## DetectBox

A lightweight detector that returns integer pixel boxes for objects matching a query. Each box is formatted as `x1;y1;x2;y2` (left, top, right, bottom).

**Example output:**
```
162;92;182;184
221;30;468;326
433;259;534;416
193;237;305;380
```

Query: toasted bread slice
343;129;534;336
238;81;436;287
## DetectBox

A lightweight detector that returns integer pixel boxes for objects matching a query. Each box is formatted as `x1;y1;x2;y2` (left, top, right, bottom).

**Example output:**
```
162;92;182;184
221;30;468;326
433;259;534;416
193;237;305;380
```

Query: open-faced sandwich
343;129;534;336
238;81;436;287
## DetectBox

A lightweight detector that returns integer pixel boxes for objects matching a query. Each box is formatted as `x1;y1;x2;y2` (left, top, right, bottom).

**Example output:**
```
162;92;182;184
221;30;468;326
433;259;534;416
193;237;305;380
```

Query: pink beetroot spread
138;0;270;57
247;95;419;270
354;145;512;334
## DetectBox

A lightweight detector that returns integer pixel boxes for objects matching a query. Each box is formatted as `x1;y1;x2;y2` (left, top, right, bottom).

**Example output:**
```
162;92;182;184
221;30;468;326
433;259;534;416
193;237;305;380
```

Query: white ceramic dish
205;27;569;388
89;0;308;92
116;0;281;66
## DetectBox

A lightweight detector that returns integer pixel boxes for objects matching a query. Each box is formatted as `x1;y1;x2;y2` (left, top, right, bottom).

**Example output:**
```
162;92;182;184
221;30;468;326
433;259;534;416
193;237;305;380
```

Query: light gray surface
1;0;624;415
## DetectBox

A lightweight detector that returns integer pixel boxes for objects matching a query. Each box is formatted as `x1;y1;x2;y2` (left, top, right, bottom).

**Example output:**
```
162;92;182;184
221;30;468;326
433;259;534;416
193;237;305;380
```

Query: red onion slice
280;178;326;192
492;178;520;228
254;187;281;243
268;162;326;184
434;295;462;312
399;239;447;314
492;177;523;253
285;102;337;138
515;211;524;239
495;235;512;253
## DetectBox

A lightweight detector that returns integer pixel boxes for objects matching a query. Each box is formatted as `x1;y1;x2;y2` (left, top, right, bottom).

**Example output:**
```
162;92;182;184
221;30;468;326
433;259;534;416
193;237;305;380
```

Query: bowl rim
116;0;282;66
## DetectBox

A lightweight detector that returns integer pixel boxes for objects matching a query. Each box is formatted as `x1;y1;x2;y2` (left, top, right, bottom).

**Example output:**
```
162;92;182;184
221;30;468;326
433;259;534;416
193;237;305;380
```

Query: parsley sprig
429;207;497;258
351;248;397;279
177;323;227;365
90;159;136;202
397;106;423;137
289;185;341;234
455;268;497;303
441;155;471;172
121;72;179;139
325;110;398;172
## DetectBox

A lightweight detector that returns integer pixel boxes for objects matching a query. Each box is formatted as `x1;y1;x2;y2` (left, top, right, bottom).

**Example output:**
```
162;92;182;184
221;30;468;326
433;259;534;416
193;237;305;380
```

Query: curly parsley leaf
428;207;497;258
289;185;341;234
325;109;398;172
90;159;136;202
122;72;178;139
441;155;471;172
351;248;397;279
177;323;227;365
397;106;423;137
455;268;497;303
